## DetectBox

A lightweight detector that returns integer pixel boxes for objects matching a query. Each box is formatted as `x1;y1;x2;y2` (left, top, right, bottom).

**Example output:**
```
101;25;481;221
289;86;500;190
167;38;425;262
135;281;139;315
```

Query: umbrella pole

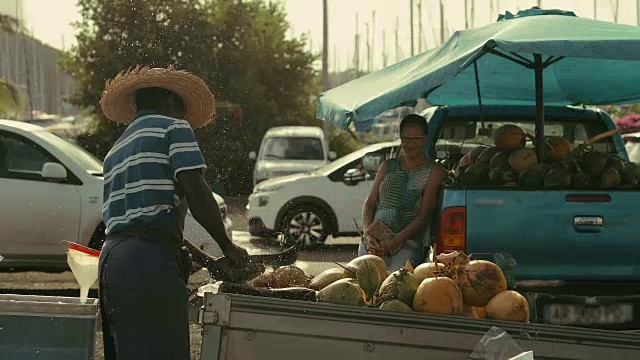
534;53;545;162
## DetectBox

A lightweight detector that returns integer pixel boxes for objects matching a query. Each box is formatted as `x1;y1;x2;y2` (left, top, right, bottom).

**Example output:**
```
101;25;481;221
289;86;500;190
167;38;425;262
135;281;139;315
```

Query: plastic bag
468;326;534;360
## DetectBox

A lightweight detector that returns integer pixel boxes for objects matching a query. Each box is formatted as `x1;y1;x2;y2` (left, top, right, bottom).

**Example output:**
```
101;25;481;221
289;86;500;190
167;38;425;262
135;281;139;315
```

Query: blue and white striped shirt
102;110;207;237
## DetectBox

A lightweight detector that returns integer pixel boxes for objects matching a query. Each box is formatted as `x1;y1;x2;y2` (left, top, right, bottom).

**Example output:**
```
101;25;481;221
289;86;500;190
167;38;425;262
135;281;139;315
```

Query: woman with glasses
359;114;445;270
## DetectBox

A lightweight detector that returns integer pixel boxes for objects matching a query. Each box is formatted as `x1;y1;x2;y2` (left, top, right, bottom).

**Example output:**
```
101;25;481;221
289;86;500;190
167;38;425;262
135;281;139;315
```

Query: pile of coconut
247;252;529;323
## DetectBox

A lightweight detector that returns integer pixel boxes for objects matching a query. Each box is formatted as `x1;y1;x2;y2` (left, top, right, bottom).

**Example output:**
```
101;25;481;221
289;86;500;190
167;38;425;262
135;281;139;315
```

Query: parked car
249;126;337;187
247;140;400;247
623;132;640;163
0;119;232;269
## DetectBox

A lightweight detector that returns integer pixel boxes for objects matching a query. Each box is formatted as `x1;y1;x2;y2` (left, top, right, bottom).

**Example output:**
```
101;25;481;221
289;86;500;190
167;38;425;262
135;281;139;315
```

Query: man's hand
220;242;249;266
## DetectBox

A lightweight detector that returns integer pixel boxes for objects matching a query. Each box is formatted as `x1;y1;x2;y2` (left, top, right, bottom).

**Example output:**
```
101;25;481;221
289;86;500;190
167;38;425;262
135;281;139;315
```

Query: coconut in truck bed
402;105;640;330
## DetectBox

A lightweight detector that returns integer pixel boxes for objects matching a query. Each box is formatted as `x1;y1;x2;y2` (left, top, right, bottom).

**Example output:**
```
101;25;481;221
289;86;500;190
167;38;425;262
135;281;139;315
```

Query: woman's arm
386;164;445;253
362;160;390;232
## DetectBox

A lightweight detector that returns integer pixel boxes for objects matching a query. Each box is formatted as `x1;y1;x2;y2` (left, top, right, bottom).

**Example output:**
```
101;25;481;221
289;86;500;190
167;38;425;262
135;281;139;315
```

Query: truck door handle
573;216;603;233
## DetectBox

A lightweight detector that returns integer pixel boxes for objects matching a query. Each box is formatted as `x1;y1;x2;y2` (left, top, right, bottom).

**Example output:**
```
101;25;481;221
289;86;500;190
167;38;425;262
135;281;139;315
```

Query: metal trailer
197;292;640;360
0;294;99;360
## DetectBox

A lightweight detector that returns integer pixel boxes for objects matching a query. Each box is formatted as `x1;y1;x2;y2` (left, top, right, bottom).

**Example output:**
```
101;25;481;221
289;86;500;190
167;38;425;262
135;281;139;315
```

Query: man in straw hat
99;66;248;359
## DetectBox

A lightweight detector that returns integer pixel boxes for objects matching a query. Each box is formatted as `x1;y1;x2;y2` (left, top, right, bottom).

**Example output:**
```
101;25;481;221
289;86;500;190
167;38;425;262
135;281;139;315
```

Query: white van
249;126;336;187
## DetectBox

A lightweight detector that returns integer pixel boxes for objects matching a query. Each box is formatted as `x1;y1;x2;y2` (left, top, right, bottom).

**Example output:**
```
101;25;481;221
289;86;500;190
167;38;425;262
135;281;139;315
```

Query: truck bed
198;292;640;360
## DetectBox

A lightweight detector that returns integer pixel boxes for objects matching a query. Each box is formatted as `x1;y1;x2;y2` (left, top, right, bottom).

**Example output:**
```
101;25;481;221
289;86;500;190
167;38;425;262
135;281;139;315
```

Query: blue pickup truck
365;104;640;329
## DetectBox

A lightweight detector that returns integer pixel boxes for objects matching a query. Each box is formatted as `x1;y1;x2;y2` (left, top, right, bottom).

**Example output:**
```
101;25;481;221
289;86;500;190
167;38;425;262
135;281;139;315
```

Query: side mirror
249;151;257;160
42;162;67;181
362;151;386;172
328;151;337;160
343;168;365;186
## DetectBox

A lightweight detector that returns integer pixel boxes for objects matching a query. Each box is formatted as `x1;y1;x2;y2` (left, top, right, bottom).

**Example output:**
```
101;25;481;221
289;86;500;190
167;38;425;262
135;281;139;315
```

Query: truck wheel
280;205;330;248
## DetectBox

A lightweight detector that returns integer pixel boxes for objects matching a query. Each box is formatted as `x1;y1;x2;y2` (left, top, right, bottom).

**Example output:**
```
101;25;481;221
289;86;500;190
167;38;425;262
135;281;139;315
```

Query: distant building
0;1;77;118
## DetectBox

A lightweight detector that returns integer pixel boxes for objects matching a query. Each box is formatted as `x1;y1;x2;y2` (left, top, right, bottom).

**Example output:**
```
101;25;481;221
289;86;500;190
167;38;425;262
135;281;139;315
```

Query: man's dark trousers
98;234;190;360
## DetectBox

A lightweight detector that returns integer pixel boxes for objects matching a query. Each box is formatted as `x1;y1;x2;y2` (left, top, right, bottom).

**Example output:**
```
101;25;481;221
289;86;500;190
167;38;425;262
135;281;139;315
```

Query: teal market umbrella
316;8;640;160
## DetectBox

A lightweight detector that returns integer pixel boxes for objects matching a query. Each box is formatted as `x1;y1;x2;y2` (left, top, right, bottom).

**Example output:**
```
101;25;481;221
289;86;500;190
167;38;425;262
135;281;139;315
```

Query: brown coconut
413;262;446;283
456;260;507;307
412;277;463;316
273;265;308;288
486;290;530;323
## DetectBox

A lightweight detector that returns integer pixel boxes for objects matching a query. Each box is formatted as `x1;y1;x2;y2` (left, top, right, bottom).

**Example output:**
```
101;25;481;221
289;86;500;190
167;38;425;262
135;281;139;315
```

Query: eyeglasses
400;135;426;145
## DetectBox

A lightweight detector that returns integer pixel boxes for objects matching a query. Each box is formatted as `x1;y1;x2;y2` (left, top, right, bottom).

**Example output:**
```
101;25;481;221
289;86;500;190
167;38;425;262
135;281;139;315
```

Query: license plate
545;303;634;326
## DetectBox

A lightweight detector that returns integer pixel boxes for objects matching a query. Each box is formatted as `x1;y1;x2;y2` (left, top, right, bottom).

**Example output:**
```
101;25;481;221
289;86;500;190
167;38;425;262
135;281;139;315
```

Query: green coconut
607;155;626;173
356;259;382;302
599;167;622;188
379;299;413;313
308;268;350;291
544;168;571;188
458;163;490;185
489;150;513;169
476;147;502;165
378;268;420;307
469;145;490;163
571;171;592;188
518;163;547;187
317;280;366;306
622;163;640;185
580;151;608;177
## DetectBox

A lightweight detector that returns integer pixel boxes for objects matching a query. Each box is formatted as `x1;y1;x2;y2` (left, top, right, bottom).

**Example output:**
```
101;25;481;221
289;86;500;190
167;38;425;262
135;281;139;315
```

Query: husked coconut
456;260;507;307
461;303;479;319
413;262;446;283
486;290;530;323
412;277;463;316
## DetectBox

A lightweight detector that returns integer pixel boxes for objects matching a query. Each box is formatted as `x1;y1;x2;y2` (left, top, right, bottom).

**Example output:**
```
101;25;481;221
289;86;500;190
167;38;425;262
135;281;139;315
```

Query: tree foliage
60;0;328;194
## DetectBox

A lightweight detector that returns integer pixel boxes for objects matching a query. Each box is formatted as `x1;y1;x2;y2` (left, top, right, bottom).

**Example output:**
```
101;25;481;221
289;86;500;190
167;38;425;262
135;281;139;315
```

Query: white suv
0;120;232;269
247;140;400;247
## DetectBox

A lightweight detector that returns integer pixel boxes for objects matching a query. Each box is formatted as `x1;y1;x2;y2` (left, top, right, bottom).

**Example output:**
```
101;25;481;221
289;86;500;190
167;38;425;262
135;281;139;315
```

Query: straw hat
100;65;215;128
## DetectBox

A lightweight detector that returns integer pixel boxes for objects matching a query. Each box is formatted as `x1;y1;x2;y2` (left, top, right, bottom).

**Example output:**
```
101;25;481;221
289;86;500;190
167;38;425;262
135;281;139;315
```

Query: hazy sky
12;0;640;71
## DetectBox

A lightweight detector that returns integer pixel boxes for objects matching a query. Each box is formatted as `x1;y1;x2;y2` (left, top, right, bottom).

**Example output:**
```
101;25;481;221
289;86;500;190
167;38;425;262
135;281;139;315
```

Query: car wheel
280;205;330;248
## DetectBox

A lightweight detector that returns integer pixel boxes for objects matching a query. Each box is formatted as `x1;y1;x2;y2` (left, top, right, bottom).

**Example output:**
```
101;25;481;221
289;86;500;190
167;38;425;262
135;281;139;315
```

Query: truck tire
280;204;330;248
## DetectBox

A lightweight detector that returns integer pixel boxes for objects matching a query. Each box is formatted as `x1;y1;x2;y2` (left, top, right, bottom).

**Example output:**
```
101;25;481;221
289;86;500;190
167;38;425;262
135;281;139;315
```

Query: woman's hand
363;234;384;256
382;236;405;256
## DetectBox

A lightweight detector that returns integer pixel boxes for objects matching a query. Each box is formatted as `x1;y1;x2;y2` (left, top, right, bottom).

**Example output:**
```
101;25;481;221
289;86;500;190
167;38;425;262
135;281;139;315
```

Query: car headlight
255;184;283;193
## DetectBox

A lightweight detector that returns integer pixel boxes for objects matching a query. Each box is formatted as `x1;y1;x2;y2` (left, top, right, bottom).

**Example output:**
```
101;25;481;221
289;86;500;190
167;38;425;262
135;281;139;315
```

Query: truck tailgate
198;292;640;360
464;189;640;281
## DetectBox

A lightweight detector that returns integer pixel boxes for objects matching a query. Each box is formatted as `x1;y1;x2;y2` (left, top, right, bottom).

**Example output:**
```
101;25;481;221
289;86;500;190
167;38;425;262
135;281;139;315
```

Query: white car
0;120;232;269
247;140;401;247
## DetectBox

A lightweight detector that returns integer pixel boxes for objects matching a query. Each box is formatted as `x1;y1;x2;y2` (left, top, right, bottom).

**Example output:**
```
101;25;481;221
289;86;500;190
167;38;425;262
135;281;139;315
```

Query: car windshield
35;130;104;175
260;136;324;160
317;142;398;176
